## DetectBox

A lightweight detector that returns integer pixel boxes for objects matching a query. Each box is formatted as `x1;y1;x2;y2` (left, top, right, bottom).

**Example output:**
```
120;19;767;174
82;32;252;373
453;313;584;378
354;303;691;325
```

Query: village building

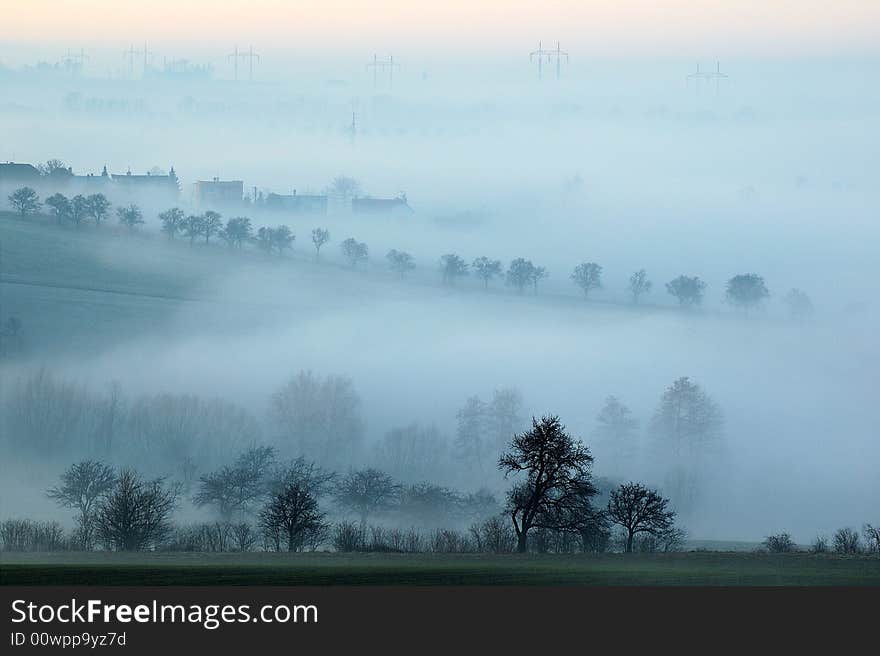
352;194;413;215
265;190;328;215
192;178;244;209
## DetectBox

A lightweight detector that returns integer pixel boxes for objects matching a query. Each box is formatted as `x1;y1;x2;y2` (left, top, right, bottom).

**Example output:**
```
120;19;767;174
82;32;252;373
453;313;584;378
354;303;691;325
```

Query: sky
2;0;879;59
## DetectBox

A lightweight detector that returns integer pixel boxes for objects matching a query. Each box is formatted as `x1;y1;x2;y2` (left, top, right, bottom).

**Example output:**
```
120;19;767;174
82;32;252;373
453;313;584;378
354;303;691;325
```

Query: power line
686;61;729;94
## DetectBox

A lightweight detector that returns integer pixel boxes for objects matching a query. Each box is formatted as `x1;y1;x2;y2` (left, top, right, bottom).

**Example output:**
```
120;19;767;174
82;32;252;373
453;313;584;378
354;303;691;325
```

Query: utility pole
123;44;140;78
228;45;260;81
141;42;154;75
366;55;399;90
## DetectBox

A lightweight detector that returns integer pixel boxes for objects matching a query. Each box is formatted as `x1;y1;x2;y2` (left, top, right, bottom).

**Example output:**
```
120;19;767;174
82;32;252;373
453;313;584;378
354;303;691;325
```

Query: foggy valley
1;42;878;556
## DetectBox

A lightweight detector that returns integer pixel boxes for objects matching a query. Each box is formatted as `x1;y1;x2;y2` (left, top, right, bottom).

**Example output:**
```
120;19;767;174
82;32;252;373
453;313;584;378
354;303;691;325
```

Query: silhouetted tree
763;532;797;553
649;377;723;511
531;266;547;294
629;269;652;304
440;253;468;285
47;460;116;549
270;371;364;466
116;204;144;230
571;262;602;298
325;175;362;208
498;415;597;552
220;217;253;248
726;273;769;313
335;468;400;527
182;214;203;244
94;470;177;551
833;527;862;554
311;227;330;260
194;446;277;520
86;193;110;226
454;396;489;472
472;257;502;288
782;288;813;319
159;208;185;238
386;249;415;278
70;194;89;227
8;187;41;217
506;258;534;294
44;193;71;224
593;396;639;474
606;482;675;553
666;275;706;307
37;159;69;176
341;238;369;267
201;210;223;243
259;482;326;552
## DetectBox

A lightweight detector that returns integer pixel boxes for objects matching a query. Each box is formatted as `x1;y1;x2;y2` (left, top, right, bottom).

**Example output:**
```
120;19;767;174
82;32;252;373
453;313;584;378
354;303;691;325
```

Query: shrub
0;519;69;552
810;535;829;554
833;528;861;555
763;533;797;553
332;521;365;552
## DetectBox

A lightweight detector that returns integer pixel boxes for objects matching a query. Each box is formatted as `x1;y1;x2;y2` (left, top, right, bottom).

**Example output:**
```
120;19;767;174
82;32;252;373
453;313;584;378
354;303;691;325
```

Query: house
0;162;41;185
352;194;413;215
193;178;244;209
265;190;328;215
111;167;181;201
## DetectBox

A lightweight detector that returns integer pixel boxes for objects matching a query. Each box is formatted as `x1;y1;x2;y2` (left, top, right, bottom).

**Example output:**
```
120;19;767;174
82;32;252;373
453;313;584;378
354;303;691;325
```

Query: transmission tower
529;41;568;80
686;62;728;94
122;43;153;77
62;48;88;73
366;54;400;90
228;45;260;81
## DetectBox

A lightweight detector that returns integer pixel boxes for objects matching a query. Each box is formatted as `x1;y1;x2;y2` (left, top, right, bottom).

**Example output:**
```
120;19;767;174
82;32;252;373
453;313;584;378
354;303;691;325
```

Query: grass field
3;551;880;586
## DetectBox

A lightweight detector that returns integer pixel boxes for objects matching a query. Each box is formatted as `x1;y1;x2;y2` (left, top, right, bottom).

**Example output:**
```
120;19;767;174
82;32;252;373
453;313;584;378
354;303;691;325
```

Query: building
352;194;413;215
0;162;41;185
111;167;181;202
193;178;244;209
265;190;328;215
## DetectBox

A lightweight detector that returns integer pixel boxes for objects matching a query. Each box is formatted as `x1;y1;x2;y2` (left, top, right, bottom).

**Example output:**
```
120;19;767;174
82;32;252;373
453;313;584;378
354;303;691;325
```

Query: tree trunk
626;529;634;553
517;531;528;553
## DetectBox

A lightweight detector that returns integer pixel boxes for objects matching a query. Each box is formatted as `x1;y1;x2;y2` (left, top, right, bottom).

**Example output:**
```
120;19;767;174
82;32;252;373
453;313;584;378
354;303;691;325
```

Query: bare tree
440;254;469;285
833;527;862;554
506;258;534;294
116;204;144;230
70;194;89;227
593;396;639;475
335;468;400;527
8;187;41;217
571;262;602;298
782;288;813;319
472;257;502;289
341;238;369;268
201;210;223;243
629;269;652;304
47;460;116;549
325;175;362;209
386;249;415;278
95;470;178;551
158;208;185;238
44;193;71;224
498;415;597;553
259;482;326;552
86;194;111;226
311;227;330;260
194;446;276;520
606;482;676;553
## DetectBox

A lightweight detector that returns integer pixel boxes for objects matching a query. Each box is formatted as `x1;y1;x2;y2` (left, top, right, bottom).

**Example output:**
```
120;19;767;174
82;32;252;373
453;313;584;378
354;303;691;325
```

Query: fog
1;48;878;547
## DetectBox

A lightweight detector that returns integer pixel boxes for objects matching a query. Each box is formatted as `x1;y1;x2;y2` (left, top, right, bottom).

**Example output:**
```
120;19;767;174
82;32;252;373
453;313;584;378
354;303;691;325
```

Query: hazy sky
2;0;879;57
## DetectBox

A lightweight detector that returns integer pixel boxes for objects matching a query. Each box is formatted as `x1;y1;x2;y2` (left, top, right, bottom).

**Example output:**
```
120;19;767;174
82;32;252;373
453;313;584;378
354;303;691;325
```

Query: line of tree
5;187;812;317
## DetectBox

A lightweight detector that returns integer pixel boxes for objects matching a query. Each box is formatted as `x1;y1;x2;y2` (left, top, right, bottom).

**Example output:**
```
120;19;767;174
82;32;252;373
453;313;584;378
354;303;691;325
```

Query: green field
3;552;880;586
